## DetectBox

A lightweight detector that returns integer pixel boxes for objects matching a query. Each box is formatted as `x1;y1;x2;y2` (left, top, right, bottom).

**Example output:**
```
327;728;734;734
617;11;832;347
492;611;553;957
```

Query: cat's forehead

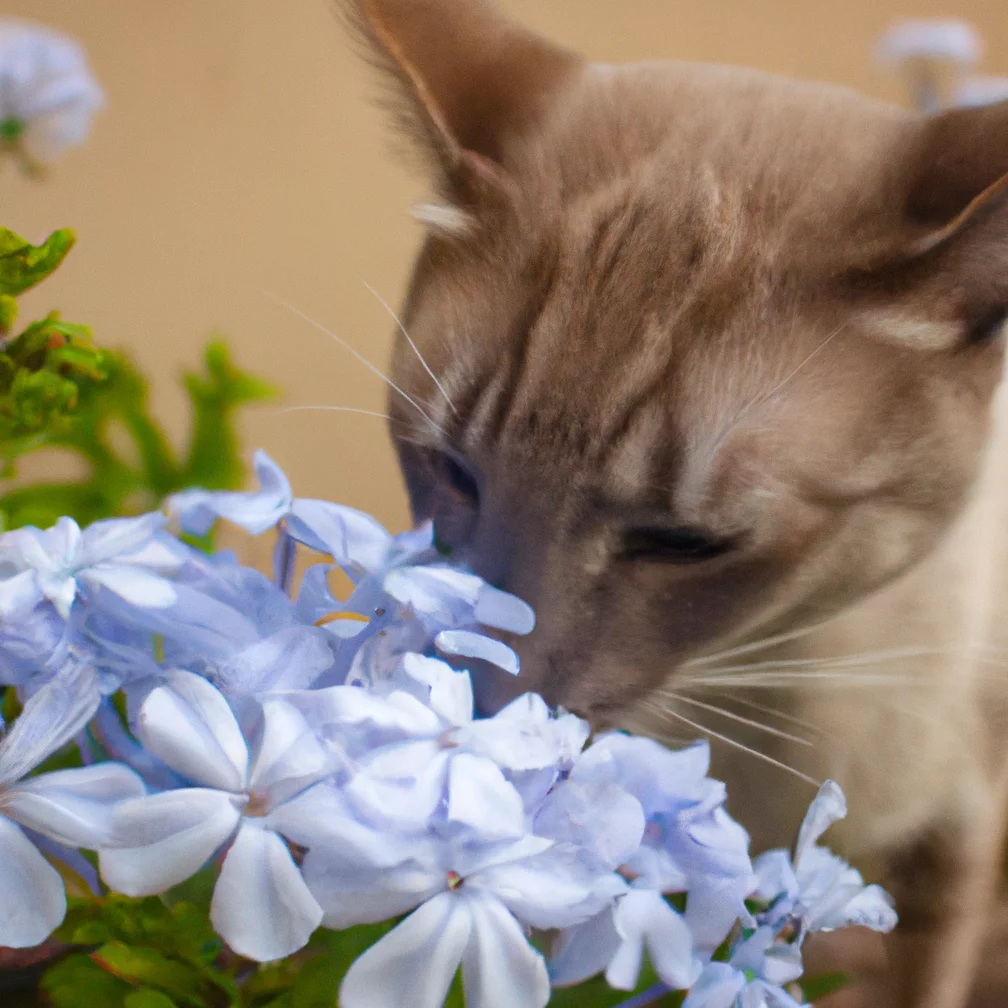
398;62;969;520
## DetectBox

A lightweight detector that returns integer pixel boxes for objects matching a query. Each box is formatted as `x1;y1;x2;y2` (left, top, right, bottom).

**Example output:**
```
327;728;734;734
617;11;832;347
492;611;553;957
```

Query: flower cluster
0;19;103;165
0;451;896;1007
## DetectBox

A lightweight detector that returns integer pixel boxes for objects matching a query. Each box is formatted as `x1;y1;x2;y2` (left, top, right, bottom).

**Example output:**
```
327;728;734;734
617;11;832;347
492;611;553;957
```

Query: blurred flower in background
0;19;103;171
877;17;1008;113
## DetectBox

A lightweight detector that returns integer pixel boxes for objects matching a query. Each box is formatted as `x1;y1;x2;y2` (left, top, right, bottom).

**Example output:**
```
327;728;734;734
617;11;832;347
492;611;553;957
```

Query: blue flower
0;664;142;947
100;671;338;962
751;781;897;937
0;514;177;620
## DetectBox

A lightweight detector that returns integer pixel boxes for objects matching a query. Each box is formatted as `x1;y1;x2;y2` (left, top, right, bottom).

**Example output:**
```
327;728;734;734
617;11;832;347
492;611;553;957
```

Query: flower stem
273;525;296;594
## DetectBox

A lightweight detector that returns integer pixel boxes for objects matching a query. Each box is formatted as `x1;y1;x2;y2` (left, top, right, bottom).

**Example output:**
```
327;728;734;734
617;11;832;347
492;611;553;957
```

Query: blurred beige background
6;0;1008;532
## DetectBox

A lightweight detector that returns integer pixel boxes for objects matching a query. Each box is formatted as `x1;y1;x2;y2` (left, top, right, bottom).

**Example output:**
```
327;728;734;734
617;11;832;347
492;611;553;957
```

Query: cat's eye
621;526;732;564
434;451;480;506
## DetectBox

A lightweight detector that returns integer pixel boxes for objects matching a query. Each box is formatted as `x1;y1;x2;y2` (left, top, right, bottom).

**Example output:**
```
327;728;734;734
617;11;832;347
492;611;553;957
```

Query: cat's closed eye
431;449;480;506
620;526;734;564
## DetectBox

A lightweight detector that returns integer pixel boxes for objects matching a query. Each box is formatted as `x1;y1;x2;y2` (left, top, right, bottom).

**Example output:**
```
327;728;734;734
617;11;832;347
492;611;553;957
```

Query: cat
341;1;1008;1004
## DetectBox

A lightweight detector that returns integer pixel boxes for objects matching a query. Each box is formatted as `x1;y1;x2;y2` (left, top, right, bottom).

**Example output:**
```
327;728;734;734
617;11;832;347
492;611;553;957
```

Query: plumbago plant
0;227;275;532
0;449;899;1008
0;17;898;1008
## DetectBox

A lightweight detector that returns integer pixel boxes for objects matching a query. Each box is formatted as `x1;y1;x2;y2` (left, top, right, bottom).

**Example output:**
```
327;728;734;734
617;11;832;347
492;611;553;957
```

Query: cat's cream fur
342;1;1008;1003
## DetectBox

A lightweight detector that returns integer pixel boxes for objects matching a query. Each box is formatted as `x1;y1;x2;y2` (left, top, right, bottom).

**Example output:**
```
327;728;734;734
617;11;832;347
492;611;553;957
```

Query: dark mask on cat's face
346;0;1008;721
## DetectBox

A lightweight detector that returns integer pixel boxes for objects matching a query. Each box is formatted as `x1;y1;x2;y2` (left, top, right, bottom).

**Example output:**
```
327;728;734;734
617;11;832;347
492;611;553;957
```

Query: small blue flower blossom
751;781;897;938
0;451;898;1003
0;664;142;947
0;514;177;620
100;670;338;962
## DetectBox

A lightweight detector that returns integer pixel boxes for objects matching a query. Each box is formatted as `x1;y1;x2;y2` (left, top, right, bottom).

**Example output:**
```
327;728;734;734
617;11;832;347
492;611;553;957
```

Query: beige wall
7;0;1008;532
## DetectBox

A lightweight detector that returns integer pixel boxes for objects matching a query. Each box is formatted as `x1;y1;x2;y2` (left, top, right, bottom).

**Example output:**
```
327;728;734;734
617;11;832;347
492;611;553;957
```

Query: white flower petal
0;569;41;619
346;743;450;832
0;522;69;577
302;852;441;929
534;779;645;870
248;700;330;806
384;566;481;621
548;908;621;987
834;884;898;933
4;763;146;847
169;451;292;536
794;780;847;867
682;962;746;1008
288;498;391;572
0;663;100;786
876;18;982;67
475;848;617;930
136;670;248;791
267;782;419;868
225;626;333;694
474;585;535;635
400;653;473;727
100;788;241;896
0;816;66;948
435;630;519;675
340;892;471;1008
288;683;441;740
752;849;799;906
447;754;525;842
461;893;550;1008
83;565;177;608
210;821;322;962
78;514;165;568
609;890;701;992
955;75;1008;108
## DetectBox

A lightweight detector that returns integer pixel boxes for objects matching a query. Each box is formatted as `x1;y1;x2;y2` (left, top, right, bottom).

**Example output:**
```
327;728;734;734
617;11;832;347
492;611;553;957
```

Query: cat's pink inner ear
347;0;582;190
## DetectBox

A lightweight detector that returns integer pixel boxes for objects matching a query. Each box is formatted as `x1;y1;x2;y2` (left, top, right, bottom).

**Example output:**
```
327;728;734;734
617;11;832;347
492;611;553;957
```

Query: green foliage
0;226;75;297
801;971;853;1002
48;896;237;1008
0;226;275;531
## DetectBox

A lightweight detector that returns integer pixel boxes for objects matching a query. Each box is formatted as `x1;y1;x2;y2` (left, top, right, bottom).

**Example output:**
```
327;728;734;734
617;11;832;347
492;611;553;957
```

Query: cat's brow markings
486;243;563;445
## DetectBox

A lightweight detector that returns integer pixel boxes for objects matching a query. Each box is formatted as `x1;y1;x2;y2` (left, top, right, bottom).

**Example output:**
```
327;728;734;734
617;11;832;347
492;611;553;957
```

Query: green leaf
0;227;75;295
91;942;208;1007
0;293;16;333
181;339;276;490
40;951;131;1008
801;971;852;1001
124;989;179;1008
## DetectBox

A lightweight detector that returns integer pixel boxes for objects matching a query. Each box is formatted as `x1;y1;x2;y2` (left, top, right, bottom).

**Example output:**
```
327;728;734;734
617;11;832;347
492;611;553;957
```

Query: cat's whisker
683;618;833;667
659;692;814;747
703;692;823;736
755;320;850;409
685;670;928;689
393;432;436;451
263;291;447;437
684;645;957;677
707;320;850;455
273;405;398;422
640;700;821;787
359;278;459;416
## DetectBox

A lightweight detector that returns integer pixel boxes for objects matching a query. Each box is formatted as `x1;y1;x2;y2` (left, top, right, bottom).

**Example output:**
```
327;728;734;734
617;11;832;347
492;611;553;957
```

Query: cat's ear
869;101;1008;348
343;0;582;201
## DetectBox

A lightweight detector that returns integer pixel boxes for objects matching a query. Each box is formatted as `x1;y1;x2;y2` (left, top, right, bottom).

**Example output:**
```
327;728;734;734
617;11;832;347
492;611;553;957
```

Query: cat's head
345;0;1008;720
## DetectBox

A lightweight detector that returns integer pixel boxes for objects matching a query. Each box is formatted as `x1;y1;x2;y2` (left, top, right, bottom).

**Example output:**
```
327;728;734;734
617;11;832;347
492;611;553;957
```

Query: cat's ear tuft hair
340;0;582;203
